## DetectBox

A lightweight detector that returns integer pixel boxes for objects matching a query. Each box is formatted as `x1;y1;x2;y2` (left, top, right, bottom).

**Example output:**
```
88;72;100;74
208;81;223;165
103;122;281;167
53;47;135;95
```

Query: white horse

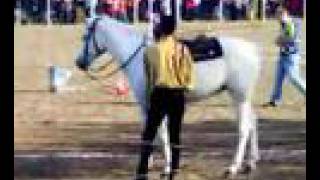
75;16;261;177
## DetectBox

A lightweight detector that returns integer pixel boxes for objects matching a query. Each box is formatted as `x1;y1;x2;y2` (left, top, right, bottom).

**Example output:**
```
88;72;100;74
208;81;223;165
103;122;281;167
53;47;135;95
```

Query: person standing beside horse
265;6;306;107
135;14;195;180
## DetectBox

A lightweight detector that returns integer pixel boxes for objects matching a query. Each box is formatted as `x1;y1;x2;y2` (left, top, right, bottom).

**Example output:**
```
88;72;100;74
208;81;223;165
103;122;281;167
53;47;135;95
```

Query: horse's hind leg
248;111;259;170
227;100;252;176
226;85;259;176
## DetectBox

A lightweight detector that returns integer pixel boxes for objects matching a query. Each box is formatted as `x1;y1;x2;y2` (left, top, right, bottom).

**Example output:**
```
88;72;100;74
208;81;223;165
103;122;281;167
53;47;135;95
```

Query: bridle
84;17;105;68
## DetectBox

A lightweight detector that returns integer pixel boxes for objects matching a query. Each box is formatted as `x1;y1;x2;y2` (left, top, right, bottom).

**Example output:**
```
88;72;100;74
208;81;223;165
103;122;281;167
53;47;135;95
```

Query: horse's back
218;36;260;62
186;36;261;101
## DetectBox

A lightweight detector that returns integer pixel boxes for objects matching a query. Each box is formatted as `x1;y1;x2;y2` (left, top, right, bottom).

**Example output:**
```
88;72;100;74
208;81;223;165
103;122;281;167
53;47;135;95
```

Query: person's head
153;15;177;40
277;6;290;23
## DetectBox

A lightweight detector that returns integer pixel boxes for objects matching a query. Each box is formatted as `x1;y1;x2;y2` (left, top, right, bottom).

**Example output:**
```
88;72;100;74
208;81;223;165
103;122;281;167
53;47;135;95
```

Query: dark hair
154;15;176;40
278;3;290;13
160;15;176;35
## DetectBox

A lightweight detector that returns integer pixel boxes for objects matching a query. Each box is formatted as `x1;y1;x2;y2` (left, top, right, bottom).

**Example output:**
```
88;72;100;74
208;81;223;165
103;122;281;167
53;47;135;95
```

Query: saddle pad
179;35;223;62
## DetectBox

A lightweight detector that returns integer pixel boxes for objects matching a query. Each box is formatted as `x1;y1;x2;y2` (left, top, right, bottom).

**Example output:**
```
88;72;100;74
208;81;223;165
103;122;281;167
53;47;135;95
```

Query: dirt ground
14;20;306;179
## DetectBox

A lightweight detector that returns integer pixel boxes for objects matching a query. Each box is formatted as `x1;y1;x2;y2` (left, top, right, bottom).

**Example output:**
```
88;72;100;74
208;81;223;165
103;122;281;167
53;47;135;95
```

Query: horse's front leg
140;106;171;173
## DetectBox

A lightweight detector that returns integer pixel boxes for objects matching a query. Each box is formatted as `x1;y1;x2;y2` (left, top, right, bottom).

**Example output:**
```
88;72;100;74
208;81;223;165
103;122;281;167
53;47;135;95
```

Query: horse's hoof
160;171;176;180
148;157;155;169
223;167;237;179
223;171;235;179
249;161;257;170
240;161;258;175
241;164;253;174
160;173;169;180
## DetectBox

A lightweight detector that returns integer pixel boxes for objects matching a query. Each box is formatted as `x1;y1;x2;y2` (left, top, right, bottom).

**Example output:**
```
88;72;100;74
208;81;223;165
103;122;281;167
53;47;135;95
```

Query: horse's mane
96;15;143;38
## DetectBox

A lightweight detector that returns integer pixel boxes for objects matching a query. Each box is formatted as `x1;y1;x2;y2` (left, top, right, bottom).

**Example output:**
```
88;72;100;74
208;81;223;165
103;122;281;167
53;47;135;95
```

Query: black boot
263;101;279;107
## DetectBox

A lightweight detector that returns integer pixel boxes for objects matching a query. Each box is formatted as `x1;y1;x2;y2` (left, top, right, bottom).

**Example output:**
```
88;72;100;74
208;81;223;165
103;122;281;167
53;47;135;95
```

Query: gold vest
144;36;195;95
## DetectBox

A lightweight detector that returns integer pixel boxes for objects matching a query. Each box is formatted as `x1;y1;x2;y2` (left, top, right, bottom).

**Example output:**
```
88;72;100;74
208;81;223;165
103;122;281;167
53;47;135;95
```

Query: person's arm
181;44;195;90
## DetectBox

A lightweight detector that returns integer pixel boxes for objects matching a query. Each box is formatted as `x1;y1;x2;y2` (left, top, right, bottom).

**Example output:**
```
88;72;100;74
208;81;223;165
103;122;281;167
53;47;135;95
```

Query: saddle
179;35;223;62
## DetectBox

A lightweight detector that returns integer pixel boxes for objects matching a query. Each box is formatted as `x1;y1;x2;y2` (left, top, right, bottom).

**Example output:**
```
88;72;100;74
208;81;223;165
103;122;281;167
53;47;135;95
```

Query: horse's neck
102;18;144;67
101;18;147;104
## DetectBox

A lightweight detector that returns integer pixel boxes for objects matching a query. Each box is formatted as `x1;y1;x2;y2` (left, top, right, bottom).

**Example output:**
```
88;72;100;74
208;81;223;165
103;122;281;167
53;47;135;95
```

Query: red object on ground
114;78;130;96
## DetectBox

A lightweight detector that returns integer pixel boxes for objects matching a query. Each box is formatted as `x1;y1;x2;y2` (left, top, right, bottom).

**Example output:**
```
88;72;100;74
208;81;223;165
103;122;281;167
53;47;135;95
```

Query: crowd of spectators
14;0;303;24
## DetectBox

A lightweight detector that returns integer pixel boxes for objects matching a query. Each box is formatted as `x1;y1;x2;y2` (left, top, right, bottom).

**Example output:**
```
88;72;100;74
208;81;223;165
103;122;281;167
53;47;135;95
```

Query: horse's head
76;17;107;71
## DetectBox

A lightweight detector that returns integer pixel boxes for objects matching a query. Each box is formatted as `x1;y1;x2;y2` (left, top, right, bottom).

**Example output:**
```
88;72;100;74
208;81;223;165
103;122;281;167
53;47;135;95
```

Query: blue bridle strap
84;17;103;69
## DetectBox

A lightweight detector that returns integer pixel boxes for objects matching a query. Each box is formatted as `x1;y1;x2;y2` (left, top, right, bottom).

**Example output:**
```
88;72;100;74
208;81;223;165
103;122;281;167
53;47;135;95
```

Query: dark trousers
136;87;186;177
